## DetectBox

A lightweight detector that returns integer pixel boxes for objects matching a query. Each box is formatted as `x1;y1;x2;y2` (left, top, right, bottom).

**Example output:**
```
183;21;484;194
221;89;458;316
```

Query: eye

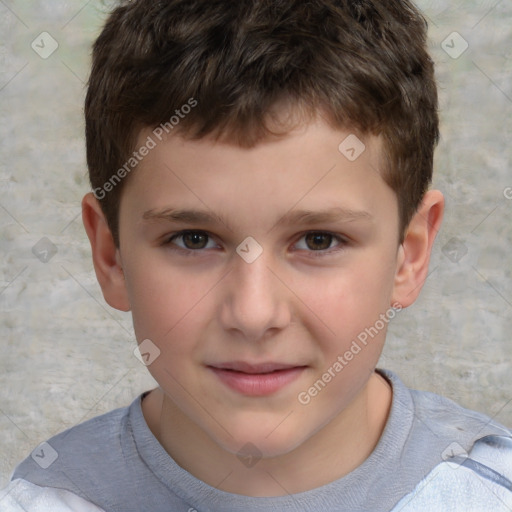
294;231;346;252
166;230;218;251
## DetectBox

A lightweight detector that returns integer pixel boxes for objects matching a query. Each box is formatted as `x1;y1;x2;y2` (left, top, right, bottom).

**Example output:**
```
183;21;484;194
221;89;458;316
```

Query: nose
218;249;291;342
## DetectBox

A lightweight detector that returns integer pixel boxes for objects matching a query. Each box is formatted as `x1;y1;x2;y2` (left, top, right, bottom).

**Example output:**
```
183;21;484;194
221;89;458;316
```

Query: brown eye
304;232;334;251
181;231;209;249
164;230;219;253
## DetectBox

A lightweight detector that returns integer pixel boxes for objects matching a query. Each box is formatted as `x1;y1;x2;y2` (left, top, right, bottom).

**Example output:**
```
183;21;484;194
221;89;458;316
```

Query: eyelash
163;230;349;257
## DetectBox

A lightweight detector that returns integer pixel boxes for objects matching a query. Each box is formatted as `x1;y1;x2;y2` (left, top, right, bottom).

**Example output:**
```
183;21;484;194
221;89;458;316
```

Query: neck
142;371;392;497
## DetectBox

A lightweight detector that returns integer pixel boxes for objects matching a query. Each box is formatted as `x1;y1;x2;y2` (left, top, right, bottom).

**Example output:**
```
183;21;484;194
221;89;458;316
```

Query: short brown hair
85;0;439;246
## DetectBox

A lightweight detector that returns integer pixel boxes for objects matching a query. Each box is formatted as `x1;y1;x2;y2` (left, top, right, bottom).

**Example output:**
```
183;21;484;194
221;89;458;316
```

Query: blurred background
1;0;511;488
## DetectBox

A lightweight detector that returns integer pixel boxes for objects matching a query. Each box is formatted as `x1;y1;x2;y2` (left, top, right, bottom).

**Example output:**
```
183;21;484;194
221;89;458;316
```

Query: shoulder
10;399;137;505
392;435;512;511
381;369;511;448
0;479;105;512
381;370;512;511
410;383;511;438
408;382;512;456
14;400;131;473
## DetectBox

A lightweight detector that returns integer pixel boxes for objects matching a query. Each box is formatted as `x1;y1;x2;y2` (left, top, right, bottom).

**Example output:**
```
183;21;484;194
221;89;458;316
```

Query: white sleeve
0;479;106;512
392;436;512;512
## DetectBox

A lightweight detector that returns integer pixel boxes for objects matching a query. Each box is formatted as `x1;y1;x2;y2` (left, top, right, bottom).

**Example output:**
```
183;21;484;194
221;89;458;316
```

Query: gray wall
1;0;511;488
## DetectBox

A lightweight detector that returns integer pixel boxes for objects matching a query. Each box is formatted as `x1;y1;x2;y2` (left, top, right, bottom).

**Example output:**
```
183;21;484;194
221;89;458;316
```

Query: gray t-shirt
6;369;512;511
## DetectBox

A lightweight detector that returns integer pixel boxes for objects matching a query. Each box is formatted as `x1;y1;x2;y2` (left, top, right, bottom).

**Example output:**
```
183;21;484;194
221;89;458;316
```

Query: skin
82;115;444;497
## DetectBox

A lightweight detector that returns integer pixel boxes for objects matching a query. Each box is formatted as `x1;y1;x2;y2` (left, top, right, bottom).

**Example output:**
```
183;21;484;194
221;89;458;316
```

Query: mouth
207;361;308;396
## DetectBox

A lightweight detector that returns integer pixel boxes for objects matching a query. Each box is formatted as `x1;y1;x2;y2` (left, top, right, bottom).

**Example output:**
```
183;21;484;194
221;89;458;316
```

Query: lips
207;361;307;396
210;361;301;374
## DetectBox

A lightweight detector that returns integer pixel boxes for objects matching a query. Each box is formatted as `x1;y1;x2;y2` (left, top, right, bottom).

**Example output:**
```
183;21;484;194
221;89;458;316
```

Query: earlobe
82;192;131;312
391;190;444;308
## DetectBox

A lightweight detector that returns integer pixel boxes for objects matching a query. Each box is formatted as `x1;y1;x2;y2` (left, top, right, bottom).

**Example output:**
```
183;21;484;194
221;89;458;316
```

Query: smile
207;362;307;396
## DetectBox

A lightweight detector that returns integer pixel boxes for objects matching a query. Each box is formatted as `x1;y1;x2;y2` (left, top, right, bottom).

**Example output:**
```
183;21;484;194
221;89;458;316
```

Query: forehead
121;117;395;232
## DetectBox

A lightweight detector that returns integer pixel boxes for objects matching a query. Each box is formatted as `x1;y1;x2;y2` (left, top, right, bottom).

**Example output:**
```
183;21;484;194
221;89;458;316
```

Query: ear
391;189;444;308
82;192;131;312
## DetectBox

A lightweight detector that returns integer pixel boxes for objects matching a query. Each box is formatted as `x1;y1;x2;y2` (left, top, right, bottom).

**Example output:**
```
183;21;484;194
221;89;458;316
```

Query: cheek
295;266;395;413
293;260;395;343
123;252;213;342
125;262;217;389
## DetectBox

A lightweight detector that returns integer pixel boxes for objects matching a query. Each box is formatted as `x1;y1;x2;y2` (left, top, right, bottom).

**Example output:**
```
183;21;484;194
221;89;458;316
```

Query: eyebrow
142;206;373;230
143;208;232;229
274;207;373;228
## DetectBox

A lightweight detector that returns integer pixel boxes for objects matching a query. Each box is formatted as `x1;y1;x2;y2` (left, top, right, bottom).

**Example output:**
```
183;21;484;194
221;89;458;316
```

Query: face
117;118;402;458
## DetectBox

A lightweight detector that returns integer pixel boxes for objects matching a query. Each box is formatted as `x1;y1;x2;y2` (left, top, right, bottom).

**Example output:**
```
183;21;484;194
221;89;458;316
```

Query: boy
3;0;511;510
